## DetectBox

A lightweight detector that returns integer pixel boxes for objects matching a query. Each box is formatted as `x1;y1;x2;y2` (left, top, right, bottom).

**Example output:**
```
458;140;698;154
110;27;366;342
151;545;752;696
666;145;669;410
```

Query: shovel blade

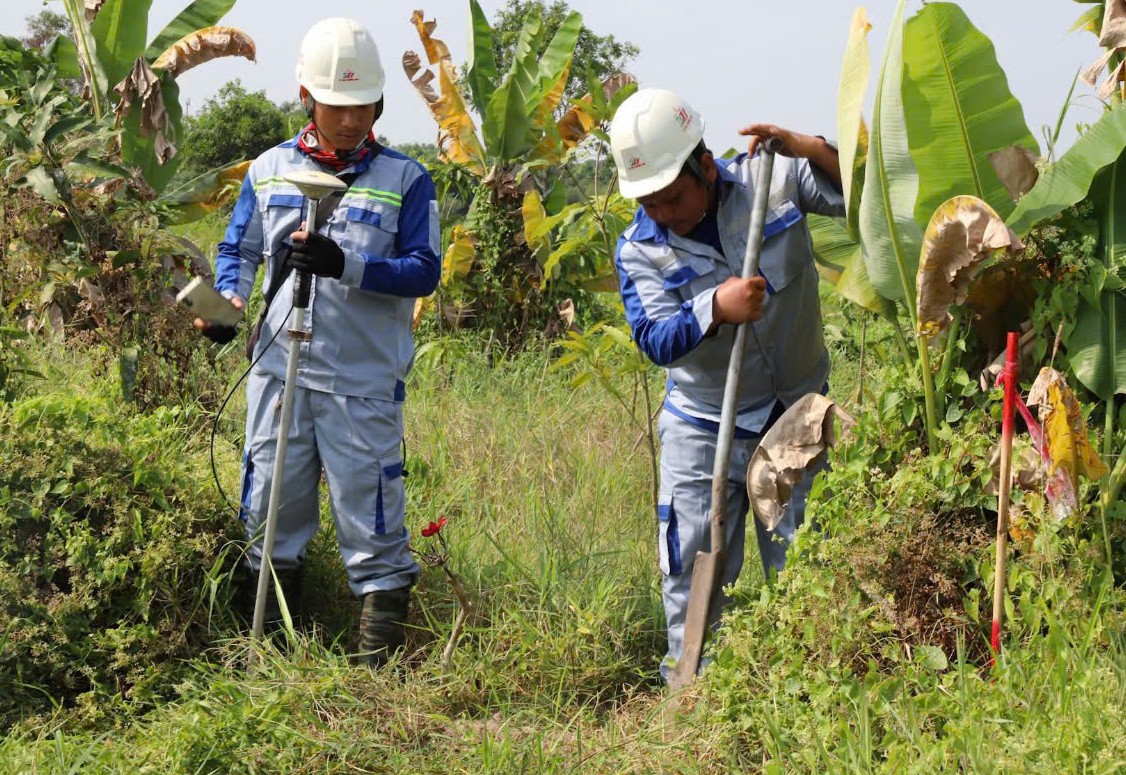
667;547;725;690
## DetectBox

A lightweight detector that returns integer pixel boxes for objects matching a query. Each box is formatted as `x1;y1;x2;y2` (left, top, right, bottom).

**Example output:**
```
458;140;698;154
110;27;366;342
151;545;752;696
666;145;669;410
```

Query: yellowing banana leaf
837;7;871;241
916;196;1022;339
534;61;571;132
410;8;452;66
859;0;923;312
530;11;581;115
533;73;635;164
442;225;477;286
808;214;896;319
412;296;432;330
1027;368;1110;488
522;189;548;248
1072;4;1104;35
160;159;250;225
748;394;855;530
144;0;238;59
402;47;486;174
903;3;1038;225
150;26;254;78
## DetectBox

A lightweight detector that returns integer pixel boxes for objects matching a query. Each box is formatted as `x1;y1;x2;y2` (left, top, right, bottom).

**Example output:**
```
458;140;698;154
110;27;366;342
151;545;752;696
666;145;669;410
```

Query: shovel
250;169;348;648
667;138;781;691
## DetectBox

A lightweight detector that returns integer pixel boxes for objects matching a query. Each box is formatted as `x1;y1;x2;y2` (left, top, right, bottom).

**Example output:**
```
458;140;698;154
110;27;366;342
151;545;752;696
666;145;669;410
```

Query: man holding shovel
609;88;843;683
194;17;440;666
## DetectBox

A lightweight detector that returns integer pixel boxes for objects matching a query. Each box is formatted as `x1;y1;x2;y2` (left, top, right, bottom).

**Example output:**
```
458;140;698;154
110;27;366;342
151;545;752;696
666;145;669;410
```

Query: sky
4;0;1109;155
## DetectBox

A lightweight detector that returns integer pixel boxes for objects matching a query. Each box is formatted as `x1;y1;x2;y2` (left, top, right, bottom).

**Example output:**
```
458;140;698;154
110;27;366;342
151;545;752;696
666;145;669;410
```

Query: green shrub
702;376;1126;771
0;386;240;729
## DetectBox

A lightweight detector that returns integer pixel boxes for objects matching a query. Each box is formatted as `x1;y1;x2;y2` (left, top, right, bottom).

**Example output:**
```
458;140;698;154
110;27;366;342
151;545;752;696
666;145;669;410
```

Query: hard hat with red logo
296;17;385;106
609;88;705;199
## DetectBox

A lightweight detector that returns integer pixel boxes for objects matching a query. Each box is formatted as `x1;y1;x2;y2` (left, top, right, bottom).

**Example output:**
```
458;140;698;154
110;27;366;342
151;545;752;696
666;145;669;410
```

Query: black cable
208;303;295;516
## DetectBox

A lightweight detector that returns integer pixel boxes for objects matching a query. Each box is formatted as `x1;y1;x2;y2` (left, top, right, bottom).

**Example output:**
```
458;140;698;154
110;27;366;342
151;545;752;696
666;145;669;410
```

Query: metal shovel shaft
669;139;781;690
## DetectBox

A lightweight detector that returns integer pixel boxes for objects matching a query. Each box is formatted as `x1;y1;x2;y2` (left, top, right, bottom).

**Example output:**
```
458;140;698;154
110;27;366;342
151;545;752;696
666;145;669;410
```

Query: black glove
288;233;345;279
202;324;238;344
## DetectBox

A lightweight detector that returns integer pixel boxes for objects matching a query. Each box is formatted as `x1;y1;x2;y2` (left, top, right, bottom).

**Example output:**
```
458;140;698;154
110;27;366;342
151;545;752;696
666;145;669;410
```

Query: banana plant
0;37;127;253
825;1;1038;448
404;2;634;343
1003;104;1126;464
522;182;637;293
809;6;897;326
56;0;255;192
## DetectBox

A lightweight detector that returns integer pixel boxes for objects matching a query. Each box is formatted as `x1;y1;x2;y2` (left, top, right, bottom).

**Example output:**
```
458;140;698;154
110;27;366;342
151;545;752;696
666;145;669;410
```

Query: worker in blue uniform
609;88;844;681
195;17;440;666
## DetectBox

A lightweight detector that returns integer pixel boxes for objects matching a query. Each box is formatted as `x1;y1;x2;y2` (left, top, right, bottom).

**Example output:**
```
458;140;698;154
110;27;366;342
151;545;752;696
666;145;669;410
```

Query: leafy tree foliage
179;80;287;176
487;0;638;104
19;10;69;50
396;141;440;166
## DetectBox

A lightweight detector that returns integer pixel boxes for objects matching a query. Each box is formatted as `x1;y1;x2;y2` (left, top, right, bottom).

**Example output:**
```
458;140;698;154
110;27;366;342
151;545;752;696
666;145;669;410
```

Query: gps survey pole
250;170;348;645
668;138;782;691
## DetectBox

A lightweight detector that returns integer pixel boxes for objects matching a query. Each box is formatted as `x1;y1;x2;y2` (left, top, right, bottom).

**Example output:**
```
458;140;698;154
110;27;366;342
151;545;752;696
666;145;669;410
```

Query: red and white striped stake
990;331;1019;663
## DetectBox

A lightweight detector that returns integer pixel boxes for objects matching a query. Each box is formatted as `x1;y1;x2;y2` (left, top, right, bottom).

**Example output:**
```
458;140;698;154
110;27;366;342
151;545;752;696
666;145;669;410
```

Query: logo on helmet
340;69;360;82
674;106;692;130
628;156;646;170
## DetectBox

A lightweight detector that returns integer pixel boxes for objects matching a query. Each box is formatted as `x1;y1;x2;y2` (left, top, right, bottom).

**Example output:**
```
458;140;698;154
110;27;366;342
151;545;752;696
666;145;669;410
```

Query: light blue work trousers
239;370;419;596
656;408;821;682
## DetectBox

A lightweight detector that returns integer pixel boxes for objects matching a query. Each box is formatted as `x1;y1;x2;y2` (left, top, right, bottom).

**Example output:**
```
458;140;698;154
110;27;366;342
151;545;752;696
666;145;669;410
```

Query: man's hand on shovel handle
710;276;767;333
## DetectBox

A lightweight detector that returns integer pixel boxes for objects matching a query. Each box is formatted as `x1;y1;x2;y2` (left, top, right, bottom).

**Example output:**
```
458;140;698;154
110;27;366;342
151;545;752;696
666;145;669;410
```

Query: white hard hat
609;88;705;199
296;17;385;106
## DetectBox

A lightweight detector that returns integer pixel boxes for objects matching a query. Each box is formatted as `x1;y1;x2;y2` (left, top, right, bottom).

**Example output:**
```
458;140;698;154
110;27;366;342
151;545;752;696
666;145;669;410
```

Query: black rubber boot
357;586;410;667
234;565;304;629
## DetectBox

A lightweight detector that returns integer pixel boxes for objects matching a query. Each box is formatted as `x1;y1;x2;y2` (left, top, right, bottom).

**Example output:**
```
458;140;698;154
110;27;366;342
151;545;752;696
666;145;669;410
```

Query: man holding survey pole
192;17;440;666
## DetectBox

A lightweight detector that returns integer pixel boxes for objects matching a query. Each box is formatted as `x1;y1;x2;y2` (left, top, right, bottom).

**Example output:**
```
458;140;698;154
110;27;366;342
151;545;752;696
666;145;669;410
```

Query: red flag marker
990;331;1019;663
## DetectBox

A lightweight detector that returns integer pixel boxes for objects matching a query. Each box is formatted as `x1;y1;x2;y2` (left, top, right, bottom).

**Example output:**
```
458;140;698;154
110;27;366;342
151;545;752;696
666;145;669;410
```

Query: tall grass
2;305;1124;772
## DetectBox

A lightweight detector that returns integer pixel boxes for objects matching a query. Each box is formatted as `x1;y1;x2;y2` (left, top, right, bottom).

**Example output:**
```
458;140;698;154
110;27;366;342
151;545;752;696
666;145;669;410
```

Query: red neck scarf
296;123;378;171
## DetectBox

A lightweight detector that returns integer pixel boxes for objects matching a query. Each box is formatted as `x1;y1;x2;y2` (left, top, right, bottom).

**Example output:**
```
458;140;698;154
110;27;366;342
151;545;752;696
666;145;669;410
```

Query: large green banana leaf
145;0;237;59
809;214;897;319
482;10;581;164
1006;105;1126;236
46;36;83;80
90;0;153;86
1071;297;1126;398
483;11;543;161
529;11;581;115
1069;155;1126;398
859;0;922;314
903;3;1038;224
837;7;870;241
465;0;499;117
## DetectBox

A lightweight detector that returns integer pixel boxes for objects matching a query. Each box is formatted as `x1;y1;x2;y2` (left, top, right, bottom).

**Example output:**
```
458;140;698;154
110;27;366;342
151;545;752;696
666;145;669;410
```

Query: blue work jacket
615;153;845;435
214;134;441;401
